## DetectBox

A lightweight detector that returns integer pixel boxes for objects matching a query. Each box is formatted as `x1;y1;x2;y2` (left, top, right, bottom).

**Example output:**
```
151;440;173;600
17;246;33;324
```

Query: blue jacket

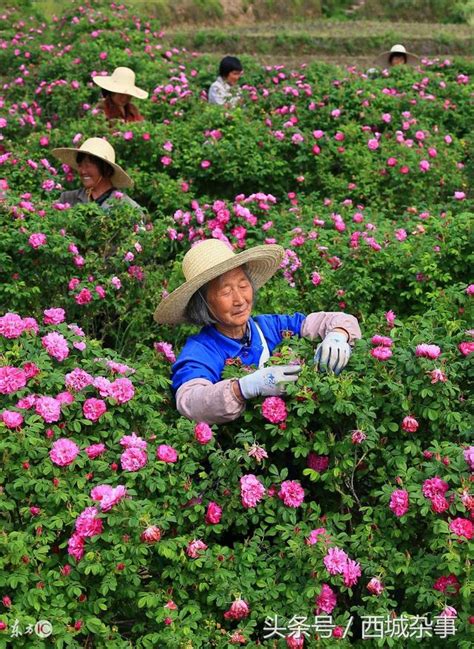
171;313;306;394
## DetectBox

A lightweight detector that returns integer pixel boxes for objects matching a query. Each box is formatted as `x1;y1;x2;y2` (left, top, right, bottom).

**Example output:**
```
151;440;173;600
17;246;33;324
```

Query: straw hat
51;137;133;189
154;239;285;324
92;67;148;100
376;44;419;68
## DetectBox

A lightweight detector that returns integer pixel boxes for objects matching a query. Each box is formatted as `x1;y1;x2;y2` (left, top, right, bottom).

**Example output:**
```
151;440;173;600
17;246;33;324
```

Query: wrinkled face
206;266;253;330
77;154;102;189
225;70;243;86
390;54;406;66
110;92;131;106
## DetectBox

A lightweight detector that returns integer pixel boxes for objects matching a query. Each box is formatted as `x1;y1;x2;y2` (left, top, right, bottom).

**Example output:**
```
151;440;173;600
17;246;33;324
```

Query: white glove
314;332;351;376
238;365;301;400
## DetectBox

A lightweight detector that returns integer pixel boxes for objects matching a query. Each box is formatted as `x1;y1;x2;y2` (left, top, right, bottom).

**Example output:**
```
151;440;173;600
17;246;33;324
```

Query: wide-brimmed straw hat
92;67;148;99
51;137;133;189
154;239;285;324
376;44;419;68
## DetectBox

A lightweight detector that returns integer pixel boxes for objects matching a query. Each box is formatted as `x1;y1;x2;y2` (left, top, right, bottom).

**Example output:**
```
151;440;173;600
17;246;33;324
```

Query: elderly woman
93;66;148;123
154;240;361;424
52;137;143;213
376;44;419;68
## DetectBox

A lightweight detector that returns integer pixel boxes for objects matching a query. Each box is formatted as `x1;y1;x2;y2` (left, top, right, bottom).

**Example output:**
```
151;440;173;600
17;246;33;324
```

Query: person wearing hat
154;239;361;424
376;44;419;68
93;67;148;123
52;137;143;212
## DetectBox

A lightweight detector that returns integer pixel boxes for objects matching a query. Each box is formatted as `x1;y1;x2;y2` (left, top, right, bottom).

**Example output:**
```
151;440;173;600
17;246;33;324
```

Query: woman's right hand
238;365;301;399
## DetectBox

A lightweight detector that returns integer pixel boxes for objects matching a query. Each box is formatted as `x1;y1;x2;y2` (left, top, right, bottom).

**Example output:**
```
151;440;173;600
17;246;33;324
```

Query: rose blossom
401;416;419;432
82;398;107;422
247;443;268;462
0;313;25;338
35;395;61;422
75;507;102;537
0;366;27;394
186;539;207;558
278;480;305;508
433;574;460;595
205;501;222;525
50;438;80;466
389;489;409;517
141;525;161;543
23;362;40;380
154;341;176;362
463;447;474;471
351;429;366;444
416;344;441;359
370;346;392;360
43;308;66;325
449;517;473;540
65;368;94;391
121;447;148;472
68;532;85;561
261;396;287;423
1;410;24;428
307;453;329;472
224;599;250;620
85;443;106;459
120;432;147;449
315;583;337;614
306;528;327;545
371;335;393;347
343;559;361;587
41;332;69;362
429;368;447;383
422;477;449;499
324;547;349;575
194;422;213;445
367;578;384;595
458;342;474;356
156;444;178;463
28;233;47;248
240;474;265;508
108;377;134;404
90;484;127;511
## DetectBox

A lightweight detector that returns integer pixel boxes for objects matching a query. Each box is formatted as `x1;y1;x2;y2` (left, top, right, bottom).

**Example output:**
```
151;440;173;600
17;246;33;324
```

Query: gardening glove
314;332;351;376
238;365;302;400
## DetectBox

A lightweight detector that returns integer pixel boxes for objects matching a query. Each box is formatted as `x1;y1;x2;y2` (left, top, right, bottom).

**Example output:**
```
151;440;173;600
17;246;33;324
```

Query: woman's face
77;154;102;190
110;92;131;107
225;70;242;86
206;266;253;331
390;54;406;66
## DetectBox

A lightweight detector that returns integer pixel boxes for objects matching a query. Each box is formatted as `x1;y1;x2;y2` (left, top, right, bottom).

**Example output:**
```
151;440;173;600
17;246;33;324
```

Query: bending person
154;239;361;424
376;44;419;68
52;137;143;213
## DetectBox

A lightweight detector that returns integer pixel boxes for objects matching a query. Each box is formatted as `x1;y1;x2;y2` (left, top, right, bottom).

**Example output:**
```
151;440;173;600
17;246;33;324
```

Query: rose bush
0;0;472;647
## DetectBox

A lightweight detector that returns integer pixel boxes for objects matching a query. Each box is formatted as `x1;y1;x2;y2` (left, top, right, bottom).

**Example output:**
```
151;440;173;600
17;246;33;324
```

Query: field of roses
0;1;473;647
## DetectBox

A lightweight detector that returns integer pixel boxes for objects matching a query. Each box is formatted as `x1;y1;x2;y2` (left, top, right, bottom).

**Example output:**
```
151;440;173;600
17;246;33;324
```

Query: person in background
154;239;362;424
376;44;419;68
93;67;148;123
51;137;143;213
208;56;243;108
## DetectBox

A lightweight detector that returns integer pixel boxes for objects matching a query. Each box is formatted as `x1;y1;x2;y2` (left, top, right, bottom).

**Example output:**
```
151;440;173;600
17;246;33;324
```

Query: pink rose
90;484;127;512
75;507;103;537
416;344;441;359
402;416;419;432
315;583;337;615
141;525;162;543
371;335;393;347
65;368;94;391
82;398;107;422
370;346;392;361
278;480;304;508
240;474;265;509
449;517;473;540
85;443;106;459
0;366;27;394
459;342;474;356
367;578;384;595
205;501;222;525
108;377;134;404
41;332;69;361
68;532;85;561
156;444;178;463
1;410;24;428
261;396;287;423
194;422;213;445
28;233;47;248
121;447;147;472
50;438;80;466
0;313;26;338
224;599;250;621
35;395;61;423
186;539;207;558
43;308;65;325
389;489;409;517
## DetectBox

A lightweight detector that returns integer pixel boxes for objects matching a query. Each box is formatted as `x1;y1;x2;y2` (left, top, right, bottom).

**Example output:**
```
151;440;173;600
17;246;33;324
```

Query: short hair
185;265;256;327
389;52;407;65
219;56;243;79
76;152;114;178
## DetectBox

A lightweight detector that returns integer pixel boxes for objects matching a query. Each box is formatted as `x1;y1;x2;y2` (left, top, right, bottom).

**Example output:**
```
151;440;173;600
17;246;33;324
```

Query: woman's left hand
314;331;351;375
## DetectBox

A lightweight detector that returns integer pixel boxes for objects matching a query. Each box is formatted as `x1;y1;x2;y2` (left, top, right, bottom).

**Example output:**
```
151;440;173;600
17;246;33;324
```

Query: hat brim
93;75;148;100
375;51;419;67
51;147;133;189
154;244;285;325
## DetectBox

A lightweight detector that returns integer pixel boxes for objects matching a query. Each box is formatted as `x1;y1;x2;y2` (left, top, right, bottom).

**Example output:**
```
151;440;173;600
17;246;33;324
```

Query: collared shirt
208;76;242;107
171;313;305;394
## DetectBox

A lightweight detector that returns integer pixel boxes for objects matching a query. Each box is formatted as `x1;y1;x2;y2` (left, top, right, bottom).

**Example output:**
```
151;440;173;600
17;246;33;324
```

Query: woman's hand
238;365;301;399
314;330;351;375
